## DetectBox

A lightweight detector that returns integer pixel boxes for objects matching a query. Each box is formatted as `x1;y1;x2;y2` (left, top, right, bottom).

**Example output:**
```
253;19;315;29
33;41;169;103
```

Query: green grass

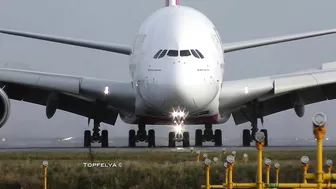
0;150;335;189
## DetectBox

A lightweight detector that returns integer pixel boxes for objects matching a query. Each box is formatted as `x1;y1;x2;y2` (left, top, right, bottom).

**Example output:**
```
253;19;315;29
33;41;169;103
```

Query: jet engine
0;88;11;128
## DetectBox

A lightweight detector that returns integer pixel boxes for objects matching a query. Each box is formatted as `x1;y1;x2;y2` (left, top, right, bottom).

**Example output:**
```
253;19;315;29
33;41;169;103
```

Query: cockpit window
167;50;178;57
195;49;204;59
180;50;191;57
153;49;163;58
158;49;168;58
154;49;203;59
190;49;200;58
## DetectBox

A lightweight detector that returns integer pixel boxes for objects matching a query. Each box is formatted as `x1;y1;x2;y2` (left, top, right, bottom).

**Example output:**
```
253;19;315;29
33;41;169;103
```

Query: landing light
312;112;327;126
213;157;219;163
255;132;265;142
203;153;208;158
243;153;248;158
301;156;310;164
226;155;235;164
232;151;236;155
264;158;272;166
274;162;280;169
326;159;333;166
42;160;48;166
204;158;211;166
104;86;109;95
175;124;182;133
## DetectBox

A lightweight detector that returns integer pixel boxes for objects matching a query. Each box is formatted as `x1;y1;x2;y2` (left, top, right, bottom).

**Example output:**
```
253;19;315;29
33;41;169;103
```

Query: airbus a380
1;0;336;148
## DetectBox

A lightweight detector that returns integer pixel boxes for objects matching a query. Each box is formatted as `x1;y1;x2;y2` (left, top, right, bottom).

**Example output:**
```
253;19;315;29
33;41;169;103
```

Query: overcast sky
0;0;336;141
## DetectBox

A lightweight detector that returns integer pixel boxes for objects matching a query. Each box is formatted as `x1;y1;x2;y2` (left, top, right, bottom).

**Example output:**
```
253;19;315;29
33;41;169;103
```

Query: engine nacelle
294;104;305;117
0;88;11;128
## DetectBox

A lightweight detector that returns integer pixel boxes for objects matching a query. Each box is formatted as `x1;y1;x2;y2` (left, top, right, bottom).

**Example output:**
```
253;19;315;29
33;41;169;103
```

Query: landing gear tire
214;129;222;146
182;132;190;147
129;129;136;147
84;130;91;147
101;130;109;148
148;129;156;147
168;132;176;147
242;129;251;147
260;129;268;147
195;129;203;147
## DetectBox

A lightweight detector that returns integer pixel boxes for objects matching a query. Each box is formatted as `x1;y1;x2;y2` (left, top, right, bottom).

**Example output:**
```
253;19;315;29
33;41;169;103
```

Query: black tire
242;129;251;147
84;130;91;147
129;129;136;147
195;129;203;147
214;129;222;146
183;132;190;147
101;130;109;148
148;129;155;147
168;132;175;147
260;129;268;147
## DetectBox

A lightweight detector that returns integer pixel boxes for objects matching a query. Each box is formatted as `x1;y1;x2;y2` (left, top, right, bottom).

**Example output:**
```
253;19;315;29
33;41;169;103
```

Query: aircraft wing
219;62;336;125
223;28;336;53
0;29;132;55
0;68;135;125
2;28;336;55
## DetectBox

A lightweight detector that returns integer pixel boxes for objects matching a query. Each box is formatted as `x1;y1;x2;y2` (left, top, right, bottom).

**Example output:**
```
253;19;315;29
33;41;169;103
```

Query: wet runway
0;136;335;152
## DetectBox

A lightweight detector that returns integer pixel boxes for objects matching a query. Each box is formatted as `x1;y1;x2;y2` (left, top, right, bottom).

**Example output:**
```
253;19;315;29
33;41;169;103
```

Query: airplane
0;0;336;148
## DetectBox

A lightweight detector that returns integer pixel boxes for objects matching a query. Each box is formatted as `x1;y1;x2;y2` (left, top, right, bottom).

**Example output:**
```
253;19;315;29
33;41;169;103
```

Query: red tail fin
165;0;179;6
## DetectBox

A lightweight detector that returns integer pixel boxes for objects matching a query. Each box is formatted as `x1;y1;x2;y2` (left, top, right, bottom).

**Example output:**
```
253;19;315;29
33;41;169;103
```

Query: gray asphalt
0;136;335;152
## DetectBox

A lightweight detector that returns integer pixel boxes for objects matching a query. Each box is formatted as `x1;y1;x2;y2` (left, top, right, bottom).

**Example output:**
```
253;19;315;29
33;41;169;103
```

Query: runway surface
0;136;335;152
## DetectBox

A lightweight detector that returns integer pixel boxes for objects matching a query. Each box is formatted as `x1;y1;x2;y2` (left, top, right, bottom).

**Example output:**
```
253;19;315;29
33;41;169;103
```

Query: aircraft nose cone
140;81;219;112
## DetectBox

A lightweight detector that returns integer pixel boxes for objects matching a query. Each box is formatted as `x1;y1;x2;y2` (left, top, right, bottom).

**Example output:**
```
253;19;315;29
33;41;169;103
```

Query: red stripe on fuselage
137;114;218;124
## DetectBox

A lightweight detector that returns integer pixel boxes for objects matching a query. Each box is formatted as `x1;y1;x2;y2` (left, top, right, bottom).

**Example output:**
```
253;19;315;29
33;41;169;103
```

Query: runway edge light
312;112;327;126
301;156;310;164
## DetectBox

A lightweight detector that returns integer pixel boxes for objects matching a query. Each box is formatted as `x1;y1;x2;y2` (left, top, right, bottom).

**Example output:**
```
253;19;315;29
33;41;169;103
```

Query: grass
0;150;336;189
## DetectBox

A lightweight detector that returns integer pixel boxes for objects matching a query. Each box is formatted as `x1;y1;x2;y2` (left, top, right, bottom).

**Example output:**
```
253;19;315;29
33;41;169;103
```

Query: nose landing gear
168;108;190;147
168;131;190;147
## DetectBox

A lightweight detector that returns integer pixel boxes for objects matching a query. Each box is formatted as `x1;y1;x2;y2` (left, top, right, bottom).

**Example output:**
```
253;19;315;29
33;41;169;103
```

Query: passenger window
158;49;167;58
180;50;191;57
153;50;163;58
195;49;204;59
167;50;178;57
191;49;200;58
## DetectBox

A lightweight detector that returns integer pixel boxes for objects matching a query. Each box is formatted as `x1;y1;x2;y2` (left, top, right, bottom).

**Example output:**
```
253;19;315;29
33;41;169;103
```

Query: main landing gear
241;100;268;147
195;124;222;147
128;124;156;147
84;119;109;148
242;128;268;147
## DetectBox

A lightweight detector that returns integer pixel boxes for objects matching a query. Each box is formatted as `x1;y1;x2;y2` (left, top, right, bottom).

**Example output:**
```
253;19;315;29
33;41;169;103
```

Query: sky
0;0;336;141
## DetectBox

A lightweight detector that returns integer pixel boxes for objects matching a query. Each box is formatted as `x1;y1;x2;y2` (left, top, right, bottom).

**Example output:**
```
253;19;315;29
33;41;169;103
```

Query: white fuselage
120;5;226;125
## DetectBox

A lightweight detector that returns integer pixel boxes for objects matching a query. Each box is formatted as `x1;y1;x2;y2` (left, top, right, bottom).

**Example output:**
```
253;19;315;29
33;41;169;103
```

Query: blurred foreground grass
0;150;336;189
